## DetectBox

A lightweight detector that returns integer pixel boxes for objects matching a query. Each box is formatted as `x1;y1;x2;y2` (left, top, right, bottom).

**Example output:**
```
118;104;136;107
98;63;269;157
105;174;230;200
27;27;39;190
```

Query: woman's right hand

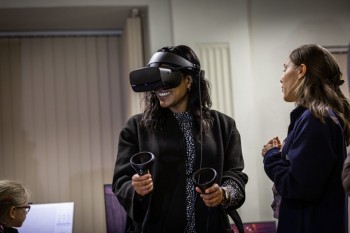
132;173;153;196
261;137;282;157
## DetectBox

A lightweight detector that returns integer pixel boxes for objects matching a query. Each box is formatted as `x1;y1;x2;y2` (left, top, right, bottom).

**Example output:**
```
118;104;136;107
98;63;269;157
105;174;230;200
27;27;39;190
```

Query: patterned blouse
174;112;244;233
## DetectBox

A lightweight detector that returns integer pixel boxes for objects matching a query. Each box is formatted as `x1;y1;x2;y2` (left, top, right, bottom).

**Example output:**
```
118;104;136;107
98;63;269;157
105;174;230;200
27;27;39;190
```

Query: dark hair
140;45;213;136
290;44;350;145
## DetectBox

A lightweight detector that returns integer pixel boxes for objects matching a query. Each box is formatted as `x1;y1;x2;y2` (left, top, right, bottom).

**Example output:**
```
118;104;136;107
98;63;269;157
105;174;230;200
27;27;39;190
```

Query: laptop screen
17;202;74;233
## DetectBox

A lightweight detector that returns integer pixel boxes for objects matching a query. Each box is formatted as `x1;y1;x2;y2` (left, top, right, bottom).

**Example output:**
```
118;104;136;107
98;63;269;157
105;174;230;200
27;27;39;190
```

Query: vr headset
129;52;201;92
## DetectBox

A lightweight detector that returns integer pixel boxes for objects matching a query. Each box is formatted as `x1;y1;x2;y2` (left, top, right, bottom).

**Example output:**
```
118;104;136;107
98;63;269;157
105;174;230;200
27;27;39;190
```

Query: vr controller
129;52;201;92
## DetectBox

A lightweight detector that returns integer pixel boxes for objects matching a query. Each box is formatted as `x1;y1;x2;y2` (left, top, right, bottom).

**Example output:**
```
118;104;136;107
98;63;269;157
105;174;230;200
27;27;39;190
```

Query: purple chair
104;184;127;233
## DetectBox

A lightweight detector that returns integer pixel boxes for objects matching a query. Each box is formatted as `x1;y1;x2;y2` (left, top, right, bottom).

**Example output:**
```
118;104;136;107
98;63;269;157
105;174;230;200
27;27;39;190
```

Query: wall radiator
197;43;234;117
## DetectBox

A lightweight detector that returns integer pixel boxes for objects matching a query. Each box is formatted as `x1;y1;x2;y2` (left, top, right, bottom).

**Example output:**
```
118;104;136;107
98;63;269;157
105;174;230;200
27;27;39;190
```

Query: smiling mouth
157;90;171;97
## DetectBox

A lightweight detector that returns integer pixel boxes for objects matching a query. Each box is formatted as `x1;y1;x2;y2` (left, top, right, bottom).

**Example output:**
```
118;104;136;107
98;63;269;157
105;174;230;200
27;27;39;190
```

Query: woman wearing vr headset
113;45;248;233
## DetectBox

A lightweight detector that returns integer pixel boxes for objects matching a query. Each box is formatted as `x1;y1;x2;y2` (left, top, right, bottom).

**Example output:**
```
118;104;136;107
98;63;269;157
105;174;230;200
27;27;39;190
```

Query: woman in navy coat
262;44;350;233
113;45;248;233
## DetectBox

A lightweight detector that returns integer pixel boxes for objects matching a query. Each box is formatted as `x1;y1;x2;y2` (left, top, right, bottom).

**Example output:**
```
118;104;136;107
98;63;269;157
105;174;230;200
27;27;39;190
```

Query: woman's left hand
195;183;223;207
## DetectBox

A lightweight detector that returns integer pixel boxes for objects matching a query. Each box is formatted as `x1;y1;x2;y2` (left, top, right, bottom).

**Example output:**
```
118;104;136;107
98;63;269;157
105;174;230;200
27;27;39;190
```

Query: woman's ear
8;206;16;219
297;64;307;80
186;75;192;88
187;75;192;83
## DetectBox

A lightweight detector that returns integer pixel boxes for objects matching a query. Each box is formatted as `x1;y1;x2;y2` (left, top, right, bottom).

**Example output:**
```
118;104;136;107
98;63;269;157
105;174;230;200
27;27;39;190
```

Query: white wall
1;0;349;226
169;0;350;223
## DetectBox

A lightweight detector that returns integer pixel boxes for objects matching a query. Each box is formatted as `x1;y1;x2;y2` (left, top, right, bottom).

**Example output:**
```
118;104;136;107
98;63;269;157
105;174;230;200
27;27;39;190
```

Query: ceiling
0;6;145;34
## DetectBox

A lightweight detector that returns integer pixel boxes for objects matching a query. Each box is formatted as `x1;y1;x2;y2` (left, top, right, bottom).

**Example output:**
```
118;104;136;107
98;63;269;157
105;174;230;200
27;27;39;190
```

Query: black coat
112;110;248;233
0;226;18;233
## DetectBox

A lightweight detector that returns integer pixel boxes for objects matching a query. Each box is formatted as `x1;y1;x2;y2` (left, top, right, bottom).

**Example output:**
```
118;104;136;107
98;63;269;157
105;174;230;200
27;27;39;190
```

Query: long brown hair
290;44;350;145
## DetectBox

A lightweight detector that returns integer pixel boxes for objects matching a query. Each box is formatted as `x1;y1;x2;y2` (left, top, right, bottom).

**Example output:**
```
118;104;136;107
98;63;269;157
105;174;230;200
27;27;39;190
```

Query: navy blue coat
264;106;348;233
113;109;248;233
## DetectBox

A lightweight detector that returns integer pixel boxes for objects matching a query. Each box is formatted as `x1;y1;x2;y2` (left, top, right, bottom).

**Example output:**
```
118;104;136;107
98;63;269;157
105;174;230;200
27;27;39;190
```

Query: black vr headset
129;52;201;92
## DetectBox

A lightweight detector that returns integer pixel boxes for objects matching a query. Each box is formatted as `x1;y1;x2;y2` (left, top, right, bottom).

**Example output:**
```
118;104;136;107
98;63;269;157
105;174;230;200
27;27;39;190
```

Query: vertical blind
0;36;123;232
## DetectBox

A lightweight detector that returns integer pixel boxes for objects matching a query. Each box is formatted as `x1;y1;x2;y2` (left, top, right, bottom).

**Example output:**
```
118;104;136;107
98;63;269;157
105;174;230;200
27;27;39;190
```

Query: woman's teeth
158;91;171;97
